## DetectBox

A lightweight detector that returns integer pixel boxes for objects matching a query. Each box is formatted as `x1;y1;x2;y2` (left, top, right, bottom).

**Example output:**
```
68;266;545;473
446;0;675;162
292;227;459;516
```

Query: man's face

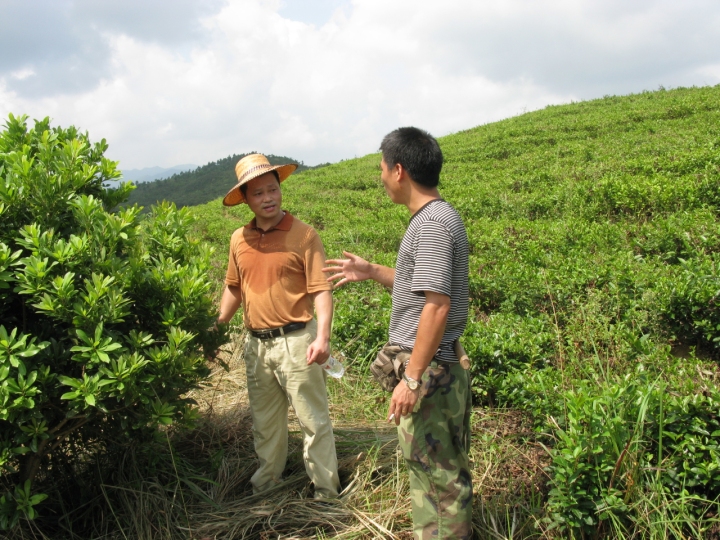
379;158;399;202
244;172;282;221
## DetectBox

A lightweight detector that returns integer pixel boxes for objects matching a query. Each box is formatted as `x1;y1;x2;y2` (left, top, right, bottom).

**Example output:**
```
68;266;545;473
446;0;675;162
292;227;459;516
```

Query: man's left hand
307;337;330;365
388;381;419;425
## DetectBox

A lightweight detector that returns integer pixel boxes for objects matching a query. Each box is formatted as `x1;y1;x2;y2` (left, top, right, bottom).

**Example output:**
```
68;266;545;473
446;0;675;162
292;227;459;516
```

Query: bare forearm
218;285;242;323
404;295;450;380
314;290;333;341
369;264;395;288
387;292;450;425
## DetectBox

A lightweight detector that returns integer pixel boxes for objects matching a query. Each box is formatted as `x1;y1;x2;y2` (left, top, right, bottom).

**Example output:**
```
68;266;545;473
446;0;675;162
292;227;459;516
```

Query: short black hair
380;127;443;187
239;169;280;198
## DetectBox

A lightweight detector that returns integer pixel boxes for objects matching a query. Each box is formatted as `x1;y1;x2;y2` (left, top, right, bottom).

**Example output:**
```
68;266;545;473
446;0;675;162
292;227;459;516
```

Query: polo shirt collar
245;211;294;232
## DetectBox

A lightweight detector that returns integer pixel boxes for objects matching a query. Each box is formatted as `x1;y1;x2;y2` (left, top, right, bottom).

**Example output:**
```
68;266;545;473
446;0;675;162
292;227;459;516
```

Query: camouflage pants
398;361;473;540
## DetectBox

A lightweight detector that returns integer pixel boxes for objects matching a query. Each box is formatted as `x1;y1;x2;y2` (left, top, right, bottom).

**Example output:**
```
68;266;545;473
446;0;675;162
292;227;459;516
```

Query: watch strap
402;371;420;390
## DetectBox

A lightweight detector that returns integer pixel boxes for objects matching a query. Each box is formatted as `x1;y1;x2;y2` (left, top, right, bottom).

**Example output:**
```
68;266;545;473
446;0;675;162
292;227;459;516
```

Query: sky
1;0;719;170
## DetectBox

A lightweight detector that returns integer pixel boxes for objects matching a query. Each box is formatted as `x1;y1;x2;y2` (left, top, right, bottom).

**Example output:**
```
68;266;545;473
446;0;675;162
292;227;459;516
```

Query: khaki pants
243;319;340;498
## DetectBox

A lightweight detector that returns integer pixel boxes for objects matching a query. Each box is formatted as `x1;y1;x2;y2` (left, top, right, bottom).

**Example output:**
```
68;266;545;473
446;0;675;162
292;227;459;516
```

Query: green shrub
631;209;720;263
464;313;555;405
544;379;645;536
0;115;226;529
589;173;698;217
697;159;720;212
657;254;720;356
543;376;720;538
331;283;392;363
658;392;720;497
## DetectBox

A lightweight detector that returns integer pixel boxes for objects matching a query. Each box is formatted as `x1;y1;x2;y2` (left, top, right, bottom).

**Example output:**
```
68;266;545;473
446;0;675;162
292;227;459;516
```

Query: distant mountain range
120;154;325;210
121;164;199;184
104;164;199;189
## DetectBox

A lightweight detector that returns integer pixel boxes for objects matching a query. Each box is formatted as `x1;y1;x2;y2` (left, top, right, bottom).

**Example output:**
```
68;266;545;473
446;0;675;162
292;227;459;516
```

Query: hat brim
222;163;298;206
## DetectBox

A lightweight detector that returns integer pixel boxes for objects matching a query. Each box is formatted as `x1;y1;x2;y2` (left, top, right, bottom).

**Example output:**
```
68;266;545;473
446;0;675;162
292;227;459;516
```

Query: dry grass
11;334;550;539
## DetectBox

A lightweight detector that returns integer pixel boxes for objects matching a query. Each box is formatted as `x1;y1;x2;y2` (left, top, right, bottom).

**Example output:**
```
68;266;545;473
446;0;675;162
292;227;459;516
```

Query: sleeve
224;232;242;288
411;219;453;297
304;229;332;294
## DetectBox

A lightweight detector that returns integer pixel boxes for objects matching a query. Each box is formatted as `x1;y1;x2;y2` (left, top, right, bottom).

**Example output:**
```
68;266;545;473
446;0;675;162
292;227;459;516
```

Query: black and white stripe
389;199;469;363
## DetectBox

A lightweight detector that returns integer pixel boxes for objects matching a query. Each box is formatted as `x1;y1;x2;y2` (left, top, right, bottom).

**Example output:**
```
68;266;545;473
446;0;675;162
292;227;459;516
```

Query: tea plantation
191;85;720;537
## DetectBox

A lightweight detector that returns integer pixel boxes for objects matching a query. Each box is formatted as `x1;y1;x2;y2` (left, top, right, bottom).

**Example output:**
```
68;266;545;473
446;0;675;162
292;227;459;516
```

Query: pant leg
398;362;473;540
276;319;340;498
244;334;290;493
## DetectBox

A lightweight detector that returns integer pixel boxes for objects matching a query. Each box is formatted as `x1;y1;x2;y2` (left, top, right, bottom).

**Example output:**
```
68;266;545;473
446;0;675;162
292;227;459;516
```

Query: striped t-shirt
389;199;469;363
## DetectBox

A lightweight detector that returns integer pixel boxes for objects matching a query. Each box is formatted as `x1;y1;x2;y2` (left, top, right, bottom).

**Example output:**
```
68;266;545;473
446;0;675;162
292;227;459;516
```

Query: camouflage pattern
398;361;473;540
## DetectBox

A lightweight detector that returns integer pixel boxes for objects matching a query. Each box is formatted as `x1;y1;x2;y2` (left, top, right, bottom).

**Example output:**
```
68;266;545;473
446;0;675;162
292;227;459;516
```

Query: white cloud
10;69;35;81
1;0;719;169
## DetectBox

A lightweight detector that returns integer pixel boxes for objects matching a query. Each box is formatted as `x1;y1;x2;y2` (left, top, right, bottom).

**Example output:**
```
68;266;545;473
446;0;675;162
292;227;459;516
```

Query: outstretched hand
324;251;372;289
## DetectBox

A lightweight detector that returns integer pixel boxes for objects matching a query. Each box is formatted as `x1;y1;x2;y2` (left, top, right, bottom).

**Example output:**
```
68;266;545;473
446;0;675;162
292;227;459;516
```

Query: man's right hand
324;251;373;288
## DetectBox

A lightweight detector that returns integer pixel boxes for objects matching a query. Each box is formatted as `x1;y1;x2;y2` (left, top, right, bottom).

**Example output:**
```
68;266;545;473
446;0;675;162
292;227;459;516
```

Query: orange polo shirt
224;211;331;331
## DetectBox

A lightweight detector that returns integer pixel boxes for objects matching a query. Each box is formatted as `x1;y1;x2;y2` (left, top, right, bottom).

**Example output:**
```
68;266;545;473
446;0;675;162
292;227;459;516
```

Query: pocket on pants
285;321;316;363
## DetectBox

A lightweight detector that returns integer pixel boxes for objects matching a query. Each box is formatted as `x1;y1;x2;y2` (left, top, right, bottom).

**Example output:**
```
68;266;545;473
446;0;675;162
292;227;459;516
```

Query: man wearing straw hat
325;128;472;538
217;154;340;499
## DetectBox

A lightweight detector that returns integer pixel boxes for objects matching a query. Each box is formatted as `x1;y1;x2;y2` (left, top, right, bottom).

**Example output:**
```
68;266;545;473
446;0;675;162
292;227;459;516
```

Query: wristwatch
402;372;420;391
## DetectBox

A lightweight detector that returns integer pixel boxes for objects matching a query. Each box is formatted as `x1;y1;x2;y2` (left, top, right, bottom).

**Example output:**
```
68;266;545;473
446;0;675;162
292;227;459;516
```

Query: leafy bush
631;209;720;263
331;283;392;363
464;313;555;405
657;254;720;356
658;392;720;498
544;379;646;536
544;375;720;538
0;115;226;529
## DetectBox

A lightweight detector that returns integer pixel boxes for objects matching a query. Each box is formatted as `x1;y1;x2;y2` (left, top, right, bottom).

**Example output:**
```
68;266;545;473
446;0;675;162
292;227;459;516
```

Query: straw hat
222;154;298;206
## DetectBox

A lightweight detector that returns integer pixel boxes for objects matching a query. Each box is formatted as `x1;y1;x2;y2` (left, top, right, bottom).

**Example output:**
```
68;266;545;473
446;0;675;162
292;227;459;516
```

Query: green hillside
123;153;322;209
191;85;720;536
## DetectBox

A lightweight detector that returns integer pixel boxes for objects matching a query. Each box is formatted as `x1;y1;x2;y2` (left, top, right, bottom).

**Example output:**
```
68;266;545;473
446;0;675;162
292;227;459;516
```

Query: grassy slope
188;85;720;537
194;85;720;364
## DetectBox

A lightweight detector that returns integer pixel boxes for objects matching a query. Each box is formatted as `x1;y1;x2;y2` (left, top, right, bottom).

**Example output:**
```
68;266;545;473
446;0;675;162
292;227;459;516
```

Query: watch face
405;377;419;391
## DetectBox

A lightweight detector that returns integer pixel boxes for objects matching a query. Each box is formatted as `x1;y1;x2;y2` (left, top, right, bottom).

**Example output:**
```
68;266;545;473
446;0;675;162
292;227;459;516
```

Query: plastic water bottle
321;356;345;378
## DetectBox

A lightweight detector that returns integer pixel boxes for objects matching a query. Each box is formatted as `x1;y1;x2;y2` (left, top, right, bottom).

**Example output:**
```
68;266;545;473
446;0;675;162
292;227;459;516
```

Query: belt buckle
257;330;273;340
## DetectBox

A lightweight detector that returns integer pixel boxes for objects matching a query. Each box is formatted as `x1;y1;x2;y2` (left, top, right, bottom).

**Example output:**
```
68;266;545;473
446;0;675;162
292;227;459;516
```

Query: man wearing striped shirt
326;127;472;539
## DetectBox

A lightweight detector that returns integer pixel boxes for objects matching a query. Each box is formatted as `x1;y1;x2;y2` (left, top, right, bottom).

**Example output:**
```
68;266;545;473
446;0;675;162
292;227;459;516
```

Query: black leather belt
250;321;306;340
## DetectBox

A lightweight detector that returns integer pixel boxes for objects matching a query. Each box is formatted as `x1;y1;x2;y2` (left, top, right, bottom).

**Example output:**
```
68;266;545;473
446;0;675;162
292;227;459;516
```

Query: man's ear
394;162;407;182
